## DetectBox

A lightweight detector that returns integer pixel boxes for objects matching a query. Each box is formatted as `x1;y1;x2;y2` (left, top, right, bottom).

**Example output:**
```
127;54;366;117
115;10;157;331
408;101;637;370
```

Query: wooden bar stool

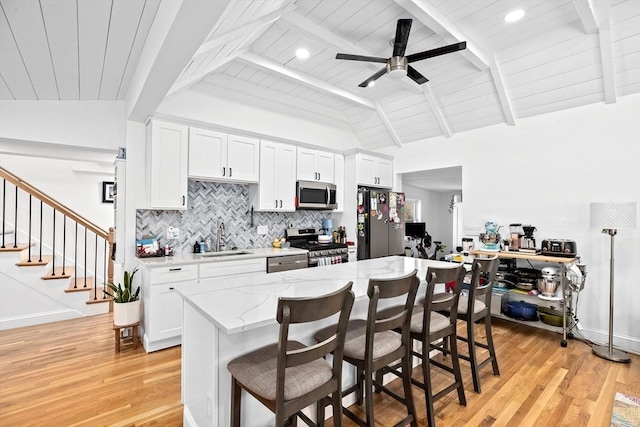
113;322;140;352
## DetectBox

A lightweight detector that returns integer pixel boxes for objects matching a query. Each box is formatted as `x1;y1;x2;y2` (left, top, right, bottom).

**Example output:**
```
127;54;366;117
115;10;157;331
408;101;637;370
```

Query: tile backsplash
137;181;330;254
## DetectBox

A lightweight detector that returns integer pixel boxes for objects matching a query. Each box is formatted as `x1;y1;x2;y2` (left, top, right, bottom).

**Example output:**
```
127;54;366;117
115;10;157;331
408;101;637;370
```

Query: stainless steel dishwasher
266;253;308;273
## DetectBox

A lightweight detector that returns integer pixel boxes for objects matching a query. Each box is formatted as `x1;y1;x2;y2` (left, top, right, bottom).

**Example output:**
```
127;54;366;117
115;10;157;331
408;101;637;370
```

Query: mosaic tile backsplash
137;181;330;255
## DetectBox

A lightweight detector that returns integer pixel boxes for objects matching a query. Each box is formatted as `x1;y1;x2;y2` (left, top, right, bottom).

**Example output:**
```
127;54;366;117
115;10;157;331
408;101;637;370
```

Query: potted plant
105;266;141;326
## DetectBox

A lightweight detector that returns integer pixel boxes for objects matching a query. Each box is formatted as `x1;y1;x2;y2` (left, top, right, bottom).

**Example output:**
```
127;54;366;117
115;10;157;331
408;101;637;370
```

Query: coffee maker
522;225;537;249
509;224;524;251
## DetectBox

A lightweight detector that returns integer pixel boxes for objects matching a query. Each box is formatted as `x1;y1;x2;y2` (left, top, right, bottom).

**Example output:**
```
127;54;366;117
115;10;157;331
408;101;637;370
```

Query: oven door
297;181;337;210
309;253;348;267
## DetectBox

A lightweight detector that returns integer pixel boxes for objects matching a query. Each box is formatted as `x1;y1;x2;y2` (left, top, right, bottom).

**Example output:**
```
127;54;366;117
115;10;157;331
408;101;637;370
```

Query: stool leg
449;334;466;406
231;376;241;427
467;320;481;393
132;325;139;349
484;316;499;376
401;349;417;427
422;338;436;427
114;328;120;353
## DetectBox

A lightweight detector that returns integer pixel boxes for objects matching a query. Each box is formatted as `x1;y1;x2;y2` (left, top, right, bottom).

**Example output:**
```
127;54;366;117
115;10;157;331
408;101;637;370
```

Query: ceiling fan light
388;68;406;79
295;48;310;59
504;9;525;23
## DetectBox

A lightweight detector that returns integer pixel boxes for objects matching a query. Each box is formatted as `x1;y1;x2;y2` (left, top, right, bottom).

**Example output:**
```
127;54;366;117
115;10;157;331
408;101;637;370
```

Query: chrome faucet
216;221;225;252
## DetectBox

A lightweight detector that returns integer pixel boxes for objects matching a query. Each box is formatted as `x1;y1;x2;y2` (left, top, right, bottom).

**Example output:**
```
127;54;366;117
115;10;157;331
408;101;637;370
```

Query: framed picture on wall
102;181;115;203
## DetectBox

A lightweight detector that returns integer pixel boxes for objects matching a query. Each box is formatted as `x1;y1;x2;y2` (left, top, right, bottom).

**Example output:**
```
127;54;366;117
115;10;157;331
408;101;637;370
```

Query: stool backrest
422;265;466;332
468;256;499;315
276;282;355;378
365;269;420;360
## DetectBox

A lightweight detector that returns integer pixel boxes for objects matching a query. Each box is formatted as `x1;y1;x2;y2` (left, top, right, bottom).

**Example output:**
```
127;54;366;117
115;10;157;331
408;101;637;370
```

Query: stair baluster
13;183;18;248
73;222;78;289
62;215;67;276
28;195;32;262
92;234;98;301
83;228;87;289
1;179;5;248
38;200;43;262
51;209;56;276
103;239;107;299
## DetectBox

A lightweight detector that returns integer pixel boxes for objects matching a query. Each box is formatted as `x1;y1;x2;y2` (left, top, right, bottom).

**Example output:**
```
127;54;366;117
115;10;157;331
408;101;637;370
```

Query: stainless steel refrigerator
357;187;406;260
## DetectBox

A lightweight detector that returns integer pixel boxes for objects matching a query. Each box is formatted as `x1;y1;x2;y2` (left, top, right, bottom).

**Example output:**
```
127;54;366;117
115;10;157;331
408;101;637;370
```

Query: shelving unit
471;249;581;347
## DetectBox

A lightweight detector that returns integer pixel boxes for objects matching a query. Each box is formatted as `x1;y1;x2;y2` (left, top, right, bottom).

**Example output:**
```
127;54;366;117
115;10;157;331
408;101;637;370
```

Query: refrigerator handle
326;186;329;204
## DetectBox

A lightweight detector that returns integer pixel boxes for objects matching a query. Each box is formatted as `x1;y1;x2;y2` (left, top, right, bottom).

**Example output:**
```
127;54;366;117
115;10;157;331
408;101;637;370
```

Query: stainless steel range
286;227;348;267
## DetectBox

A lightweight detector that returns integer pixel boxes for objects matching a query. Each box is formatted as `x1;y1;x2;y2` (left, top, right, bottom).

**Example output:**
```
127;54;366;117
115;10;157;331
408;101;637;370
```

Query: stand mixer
479;220;501;251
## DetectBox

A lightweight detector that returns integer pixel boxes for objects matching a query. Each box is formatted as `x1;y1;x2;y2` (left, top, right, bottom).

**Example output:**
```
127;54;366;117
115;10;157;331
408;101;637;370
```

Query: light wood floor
0;314;637;426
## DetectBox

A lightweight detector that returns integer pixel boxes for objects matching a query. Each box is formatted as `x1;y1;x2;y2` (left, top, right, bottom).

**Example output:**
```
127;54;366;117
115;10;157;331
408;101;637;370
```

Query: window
404;199;421;222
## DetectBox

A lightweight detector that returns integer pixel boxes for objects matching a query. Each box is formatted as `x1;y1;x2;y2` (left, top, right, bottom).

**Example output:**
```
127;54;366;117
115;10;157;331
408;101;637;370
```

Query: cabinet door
357;153;377;186
148;120;188;209
275;143;296;211
188;128;227;179
147;283;185;341
296;148;317;181
334;154;344;212
316;151;335;183
257;141;278;210
376;158;393;188
227;134;259;182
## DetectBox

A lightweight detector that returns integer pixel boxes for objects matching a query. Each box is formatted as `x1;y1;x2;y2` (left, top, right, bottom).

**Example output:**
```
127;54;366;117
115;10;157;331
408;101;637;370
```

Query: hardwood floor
0;314;637;426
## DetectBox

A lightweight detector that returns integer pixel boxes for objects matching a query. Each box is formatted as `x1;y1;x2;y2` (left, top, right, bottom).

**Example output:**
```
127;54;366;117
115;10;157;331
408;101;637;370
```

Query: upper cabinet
188;128;259;183
297;148;335;183
249;140;296;212
147;120;188;210
356;153;393;188
334;154;345;212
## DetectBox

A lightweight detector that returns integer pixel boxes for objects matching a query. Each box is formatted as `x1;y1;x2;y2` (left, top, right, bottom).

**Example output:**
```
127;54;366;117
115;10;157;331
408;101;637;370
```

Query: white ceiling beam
239;51;376;109
421;84;452;138
193;4;297;60
394;0;489;70
488;53;516;125
125;0;228;122
573;0;599;34
374;102;403;147
596;5;616;104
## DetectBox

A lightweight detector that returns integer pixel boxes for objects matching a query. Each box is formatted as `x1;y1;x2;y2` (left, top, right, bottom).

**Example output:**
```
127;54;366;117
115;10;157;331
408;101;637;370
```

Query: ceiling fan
336;19;467;87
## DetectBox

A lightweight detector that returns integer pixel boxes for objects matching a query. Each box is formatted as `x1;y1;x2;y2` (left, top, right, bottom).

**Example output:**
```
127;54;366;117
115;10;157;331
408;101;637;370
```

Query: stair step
16;254;53;266
86;286;110;305
42;266;74;280
65;276;94;293
1;243;33;252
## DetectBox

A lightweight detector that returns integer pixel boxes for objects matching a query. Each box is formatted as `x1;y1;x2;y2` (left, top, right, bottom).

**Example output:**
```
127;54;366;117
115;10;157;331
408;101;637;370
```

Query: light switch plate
257;225;268;235
167;227;180;239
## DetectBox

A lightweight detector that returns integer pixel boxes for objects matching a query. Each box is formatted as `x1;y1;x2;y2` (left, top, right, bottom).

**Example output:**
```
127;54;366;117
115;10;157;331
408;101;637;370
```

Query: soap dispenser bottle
193;241;201;253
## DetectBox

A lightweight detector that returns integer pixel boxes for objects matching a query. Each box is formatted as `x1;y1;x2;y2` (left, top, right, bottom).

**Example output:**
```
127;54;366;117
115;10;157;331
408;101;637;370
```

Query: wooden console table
471;250;580;347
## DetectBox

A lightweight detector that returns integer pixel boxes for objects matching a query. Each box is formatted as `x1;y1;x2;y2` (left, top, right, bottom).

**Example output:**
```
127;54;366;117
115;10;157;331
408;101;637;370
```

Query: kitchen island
175;255;455;427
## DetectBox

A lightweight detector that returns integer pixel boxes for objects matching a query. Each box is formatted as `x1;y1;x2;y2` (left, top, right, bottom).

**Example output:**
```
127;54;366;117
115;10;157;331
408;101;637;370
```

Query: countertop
135;247;308;267
174;255;455;335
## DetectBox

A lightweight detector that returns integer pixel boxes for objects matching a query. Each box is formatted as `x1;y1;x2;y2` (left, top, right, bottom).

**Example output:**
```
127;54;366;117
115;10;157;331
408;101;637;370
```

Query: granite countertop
174;255;456;335
136;247;308;267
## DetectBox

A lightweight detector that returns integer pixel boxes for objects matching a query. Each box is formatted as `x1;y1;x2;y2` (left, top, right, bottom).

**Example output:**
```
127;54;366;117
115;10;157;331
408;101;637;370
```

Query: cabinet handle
169;268;182;272
280;200;283;208
182;196;185;205
318;172;320;181
229;167;232;177
222;167;226;176
275;199;278;208
169;287;174;290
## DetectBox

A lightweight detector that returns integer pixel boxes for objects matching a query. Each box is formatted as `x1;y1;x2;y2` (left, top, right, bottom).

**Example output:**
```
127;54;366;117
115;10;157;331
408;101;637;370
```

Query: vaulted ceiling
1;0;639;151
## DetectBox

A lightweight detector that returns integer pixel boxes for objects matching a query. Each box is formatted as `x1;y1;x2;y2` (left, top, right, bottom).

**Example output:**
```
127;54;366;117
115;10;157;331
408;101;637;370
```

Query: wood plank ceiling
1;0;639;150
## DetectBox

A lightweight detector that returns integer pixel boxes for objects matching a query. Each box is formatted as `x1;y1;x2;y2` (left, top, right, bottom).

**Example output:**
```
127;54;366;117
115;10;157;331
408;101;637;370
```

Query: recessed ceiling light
295;48;310;59
504;9;525;23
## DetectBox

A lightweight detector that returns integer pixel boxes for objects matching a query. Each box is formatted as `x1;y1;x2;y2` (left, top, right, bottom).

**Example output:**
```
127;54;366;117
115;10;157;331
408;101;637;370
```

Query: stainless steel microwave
296;181;337;210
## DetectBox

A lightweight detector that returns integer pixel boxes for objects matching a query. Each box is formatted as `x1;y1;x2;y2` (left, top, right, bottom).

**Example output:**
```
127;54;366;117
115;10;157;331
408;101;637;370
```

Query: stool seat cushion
408;307;450;334
227;341;332;401
457;295;486;314
315;319;402;361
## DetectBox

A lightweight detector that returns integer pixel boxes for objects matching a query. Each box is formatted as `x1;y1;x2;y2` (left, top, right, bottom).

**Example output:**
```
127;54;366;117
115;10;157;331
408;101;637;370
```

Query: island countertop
135;246;308;267
175;255;455;335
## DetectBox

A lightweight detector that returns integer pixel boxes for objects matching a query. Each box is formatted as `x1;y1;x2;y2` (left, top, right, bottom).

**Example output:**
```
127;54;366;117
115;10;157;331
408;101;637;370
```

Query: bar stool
456;256;500;393
314;269;419;427
227;283;354;427
379;265;467;427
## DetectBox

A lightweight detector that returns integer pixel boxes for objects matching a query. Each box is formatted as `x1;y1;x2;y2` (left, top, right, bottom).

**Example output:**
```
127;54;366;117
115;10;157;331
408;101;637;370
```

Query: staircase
0;167;114;330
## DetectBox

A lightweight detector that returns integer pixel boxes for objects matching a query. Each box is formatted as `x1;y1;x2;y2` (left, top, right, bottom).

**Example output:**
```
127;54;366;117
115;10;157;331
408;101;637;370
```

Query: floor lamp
589;202;637;363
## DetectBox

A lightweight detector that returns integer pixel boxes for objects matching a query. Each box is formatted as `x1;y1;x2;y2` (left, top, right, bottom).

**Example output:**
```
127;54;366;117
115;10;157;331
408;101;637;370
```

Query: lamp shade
590;202;637;229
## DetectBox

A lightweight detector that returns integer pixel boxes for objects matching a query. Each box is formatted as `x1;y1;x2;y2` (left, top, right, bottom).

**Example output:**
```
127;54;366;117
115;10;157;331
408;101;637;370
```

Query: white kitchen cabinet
147;120;188;210
140;263;197;352
356;153;393;188
188;128;259;183
297;147;335;183
334;154;344;212
249;140;296;211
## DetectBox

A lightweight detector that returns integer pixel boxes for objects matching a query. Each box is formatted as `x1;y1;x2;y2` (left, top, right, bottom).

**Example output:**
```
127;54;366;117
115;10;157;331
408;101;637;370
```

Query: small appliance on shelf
479;220;501;251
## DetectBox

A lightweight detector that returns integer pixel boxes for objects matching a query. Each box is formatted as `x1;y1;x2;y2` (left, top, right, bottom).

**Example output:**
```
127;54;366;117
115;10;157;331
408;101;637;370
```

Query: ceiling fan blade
358;67;388;87
406;41;467;63
336;53;388;63
392;19;412;57
407;66;428;85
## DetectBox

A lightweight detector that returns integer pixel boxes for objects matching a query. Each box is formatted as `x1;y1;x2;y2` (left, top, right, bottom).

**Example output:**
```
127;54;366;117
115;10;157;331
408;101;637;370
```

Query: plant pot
113;300;141;326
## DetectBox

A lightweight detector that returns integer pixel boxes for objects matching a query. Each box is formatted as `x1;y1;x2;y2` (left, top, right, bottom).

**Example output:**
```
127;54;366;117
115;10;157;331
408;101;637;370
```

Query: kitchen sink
198;250;253;258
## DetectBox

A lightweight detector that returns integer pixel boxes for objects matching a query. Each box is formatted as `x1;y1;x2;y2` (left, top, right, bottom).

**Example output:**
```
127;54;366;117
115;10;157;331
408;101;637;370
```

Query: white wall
155;85;363;152
381;94;640;352
403;184;455;254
